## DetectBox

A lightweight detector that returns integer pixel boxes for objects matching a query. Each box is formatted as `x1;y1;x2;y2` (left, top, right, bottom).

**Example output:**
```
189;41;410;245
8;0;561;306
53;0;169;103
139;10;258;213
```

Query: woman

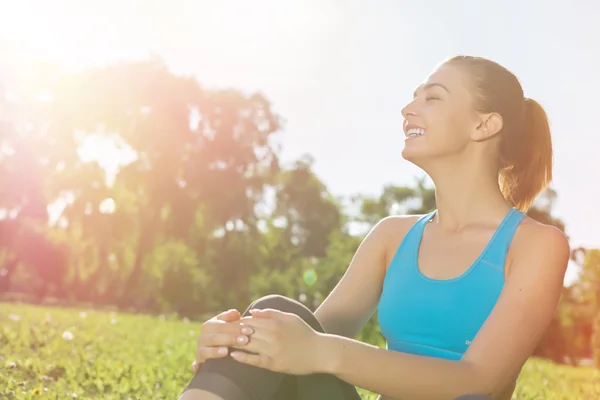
179;55;570;400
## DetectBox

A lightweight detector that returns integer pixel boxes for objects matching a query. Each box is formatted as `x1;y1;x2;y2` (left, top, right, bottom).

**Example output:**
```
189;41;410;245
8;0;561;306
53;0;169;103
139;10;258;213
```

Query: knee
248;294;322;331
250;294;305;314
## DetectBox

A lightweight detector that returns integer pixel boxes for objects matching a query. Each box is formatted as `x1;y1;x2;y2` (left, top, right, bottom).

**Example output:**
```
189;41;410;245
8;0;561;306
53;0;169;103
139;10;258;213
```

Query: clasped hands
193;308;327;376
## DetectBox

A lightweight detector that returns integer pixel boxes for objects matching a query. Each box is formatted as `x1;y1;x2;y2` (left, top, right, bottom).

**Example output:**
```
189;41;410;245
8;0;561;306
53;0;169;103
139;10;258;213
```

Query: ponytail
445;56;554;211
499;98;553;212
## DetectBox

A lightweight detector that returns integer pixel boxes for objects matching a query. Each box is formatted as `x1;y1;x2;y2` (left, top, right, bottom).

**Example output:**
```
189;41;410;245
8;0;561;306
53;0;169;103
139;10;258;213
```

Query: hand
192;309;254;374
229;308;323;375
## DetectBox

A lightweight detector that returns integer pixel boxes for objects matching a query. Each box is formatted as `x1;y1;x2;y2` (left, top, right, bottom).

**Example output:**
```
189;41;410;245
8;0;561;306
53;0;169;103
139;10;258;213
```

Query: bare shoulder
373;214;422;239
508;216;570;277
514;217;570;255
371;214;423;267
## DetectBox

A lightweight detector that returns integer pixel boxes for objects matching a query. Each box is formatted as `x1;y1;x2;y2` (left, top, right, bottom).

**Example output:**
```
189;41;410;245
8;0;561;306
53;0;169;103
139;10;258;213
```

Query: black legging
181;294;361;399
180;294;494;400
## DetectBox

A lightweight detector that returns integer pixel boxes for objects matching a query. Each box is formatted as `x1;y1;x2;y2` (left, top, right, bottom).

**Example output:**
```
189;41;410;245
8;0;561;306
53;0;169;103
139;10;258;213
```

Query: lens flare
302;269;317;286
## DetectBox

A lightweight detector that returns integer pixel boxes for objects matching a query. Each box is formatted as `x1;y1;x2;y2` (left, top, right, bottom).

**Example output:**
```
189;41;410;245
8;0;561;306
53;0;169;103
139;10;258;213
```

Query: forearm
317;334;495;400
314;312;364;339
314;302;374;339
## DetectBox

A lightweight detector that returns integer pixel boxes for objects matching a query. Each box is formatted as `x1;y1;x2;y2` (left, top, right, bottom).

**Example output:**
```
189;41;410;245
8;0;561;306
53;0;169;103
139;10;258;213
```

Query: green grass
1;302;599;399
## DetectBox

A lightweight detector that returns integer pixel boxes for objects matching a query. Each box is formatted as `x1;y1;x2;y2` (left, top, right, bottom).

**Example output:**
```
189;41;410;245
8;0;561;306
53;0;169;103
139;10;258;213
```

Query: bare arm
314;217;415;338
316;224;570;399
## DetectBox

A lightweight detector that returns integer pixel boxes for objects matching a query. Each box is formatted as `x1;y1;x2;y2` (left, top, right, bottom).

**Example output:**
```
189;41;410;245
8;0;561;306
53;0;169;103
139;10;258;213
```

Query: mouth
405;123;426;139
406;128;425;138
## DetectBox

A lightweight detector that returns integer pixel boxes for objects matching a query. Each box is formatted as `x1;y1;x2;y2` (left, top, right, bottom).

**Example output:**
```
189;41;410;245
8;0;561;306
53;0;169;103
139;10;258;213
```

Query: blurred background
1;0;599;399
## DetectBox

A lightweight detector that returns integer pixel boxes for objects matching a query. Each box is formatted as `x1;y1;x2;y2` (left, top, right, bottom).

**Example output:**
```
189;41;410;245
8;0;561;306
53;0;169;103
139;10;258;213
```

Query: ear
471;112;503;142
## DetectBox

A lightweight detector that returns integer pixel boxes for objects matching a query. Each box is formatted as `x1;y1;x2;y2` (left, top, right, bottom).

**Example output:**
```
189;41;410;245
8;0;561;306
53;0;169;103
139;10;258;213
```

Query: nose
401;99;418;119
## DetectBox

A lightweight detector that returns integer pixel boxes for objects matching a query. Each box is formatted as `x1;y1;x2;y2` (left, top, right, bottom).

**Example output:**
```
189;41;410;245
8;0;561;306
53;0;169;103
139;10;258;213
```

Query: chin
401;145;423;162
402;135;439;160
401;145;432;172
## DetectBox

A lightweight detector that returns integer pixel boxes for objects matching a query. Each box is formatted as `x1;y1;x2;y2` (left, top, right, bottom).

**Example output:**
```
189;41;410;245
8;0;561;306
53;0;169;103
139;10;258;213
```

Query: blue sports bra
377;208;526;360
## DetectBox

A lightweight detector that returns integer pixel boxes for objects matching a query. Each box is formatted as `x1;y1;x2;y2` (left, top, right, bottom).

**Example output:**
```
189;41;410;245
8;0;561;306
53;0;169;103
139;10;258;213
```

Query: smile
407;128;425;137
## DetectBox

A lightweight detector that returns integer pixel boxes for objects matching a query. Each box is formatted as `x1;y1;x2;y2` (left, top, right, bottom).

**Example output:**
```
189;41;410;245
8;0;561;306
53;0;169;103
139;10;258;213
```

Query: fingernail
237;335;247;344
241;327;253;335
218;347;228;355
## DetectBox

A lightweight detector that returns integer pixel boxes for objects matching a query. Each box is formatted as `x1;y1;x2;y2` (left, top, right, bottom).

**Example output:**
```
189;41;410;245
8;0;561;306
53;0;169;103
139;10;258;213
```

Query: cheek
402;103;473;161
427;107;471;146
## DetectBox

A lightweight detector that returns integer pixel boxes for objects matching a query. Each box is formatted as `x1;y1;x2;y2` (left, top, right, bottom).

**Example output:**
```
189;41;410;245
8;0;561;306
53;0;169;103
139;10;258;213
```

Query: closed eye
425;96;440;101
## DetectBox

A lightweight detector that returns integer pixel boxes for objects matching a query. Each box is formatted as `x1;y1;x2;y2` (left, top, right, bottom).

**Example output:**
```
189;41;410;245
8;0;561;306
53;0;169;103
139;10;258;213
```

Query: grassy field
1;302;599;400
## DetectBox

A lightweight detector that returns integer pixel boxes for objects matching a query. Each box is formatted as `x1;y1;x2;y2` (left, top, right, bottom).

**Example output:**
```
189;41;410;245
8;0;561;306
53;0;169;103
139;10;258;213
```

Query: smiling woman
178;55;569;400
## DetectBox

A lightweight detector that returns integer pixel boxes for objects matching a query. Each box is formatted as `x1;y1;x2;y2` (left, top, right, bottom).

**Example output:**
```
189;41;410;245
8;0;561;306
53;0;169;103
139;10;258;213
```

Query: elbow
474;376;514;400
461;365;513;400
456;384;504;400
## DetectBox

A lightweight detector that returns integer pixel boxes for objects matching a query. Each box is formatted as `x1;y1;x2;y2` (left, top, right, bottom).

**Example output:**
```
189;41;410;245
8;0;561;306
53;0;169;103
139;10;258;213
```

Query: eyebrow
413;82;451;98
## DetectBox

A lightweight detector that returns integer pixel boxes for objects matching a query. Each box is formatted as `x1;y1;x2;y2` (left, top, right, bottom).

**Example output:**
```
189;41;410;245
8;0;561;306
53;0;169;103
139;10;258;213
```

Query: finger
196;345;229;364
200;332;252;348
216;309;241;322
238;327;273;344
239;316;279;330
230;350;271;370
231;336;273;356
201;320;254;336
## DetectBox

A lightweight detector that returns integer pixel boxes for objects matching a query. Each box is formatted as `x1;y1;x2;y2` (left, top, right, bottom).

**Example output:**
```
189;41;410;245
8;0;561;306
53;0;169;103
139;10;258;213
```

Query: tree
351;176;435;230
273;155;343;258
39;59;282;308
0;59;68;297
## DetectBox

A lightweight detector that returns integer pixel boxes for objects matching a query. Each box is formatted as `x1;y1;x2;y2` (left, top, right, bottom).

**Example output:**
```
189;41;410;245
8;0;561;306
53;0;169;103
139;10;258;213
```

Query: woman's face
401;63;483;166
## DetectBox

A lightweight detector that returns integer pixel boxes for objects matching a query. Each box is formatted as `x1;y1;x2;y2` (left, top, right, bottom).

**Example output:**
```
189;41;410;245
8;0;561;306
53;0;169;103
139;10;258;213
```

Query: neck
425;159;512;230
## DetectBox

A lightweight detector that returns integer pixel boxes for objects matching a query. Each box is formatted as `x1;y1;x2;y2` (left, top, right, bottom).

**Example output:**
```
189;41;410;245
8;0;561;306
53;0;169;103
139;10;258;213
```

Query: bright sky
1;0;598;285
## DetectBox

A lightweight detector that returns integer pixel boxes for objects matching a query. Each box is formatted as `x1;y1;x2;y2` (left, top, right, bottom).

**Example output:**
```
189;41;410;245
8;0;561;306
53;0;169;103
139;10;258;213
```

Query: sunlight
0;1;151;71
98;198;116;215
77;133;137;187
1;0;326;75
46;134;135;226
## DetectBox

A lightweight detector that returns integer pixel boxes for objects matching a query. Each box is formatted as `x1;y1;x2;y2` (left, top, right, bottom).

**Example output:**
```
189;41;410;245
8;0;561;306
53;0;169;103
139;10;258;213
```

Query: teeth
407;128;425;137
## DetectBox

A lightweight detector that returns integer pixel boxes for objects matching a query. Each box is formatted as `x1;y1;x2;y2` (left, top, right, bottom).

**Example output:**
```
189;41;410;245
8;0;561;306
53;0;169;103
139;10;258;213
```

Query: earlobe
472;113;503;142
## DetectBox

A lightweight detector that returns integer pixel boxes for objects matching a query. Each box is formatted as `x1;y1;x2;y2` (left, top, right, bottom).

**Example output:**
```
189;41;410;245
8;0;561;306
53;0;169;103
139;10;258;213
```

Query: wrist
313;333;342;375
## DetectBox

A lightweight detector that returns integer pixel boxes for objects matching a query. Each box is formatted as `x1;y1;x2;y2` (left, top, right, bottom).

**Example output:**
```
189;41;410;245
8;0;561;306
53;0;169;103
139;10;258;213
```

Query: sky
1;0;598;284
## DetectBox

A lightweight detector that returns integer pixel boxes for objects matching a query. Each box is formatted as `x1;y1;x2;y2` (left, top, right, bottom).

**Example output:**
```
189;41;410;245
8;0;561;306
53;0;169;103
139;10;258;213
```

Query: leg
179;294;362;400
